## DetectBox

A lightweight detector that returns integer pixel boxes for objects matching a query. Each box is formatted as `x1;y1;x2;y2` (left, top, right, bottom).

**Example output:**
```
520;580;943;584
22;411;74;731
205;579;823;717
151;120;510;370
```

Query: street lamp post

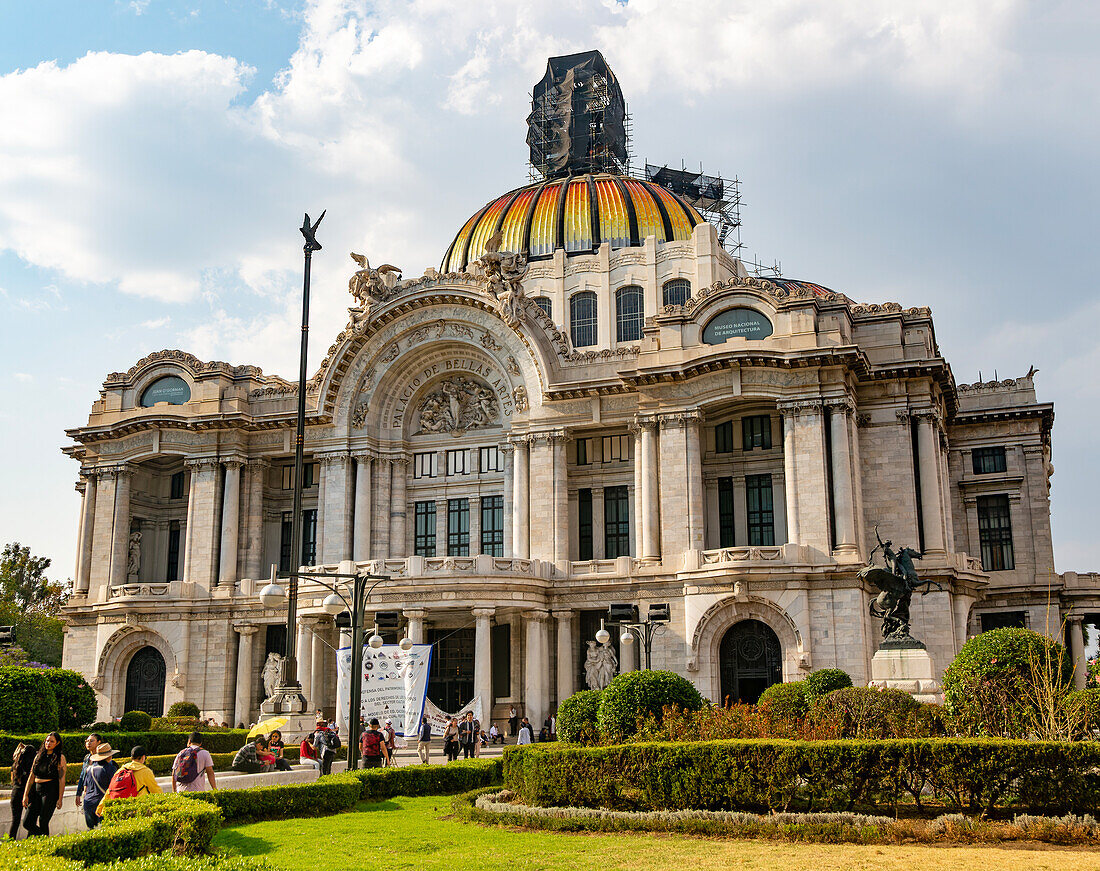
603;603;671;671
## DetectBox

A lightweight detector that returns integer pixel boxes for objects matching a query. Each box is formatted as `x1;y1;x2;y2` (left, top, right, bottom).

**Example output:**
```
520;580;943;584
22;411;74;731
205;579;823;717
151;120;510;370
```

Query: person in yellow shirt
97;745;162;816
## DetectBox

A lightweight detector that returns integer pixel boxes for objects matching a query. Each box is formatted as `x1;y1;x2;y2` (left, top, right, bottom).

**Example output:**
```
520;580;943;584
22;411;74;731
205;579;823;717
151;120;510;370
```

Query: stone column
109;466;133;588
552;434;569;564
353;453;373;561
371;458;391;560
512;438;530;558
389;456;408;558
473;608;495;710
592;488;606;559
297;619;313;707
242;459;268;582
234;624;258;727
88;469;117;600
523;610;550;729
554;610;575;705
319;454;353;563
779;400;829;552
684;412;705;551
435;499;448;557
1069;616;1088;690
915;412;946;552
631;425;644;553
404;609;426;644
217;460;243;586
827;401;858;553
501;444;514;557
183;459;220;587
782;408;800;544
312;620;328;713
75;472;97;595
639;418;660;559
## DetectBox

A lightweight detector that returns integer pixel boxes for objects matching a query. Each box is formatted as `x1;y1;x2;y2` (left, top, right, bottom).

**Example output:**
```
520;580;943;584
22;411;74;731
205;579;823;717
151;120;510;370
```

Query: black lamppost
598;603;671;670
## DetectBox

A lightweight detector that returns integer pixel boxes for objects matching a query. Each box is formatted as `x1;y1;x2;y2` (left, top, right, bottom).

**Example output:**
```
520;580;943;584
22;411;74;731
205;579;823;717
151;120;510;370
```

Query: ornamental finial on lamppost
300;210;326;252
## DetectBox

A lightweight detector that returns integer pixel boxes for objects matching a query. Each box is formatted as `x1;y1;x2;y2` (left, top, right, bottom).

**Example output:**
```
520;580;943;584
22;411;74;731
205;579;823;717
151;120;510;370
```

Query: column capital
403;609;428;620
657;410;702;429
184;456;221;471
552;608;575;621
80;466;103;480
632;414;659;432
498;442;515;455
245;457;271;470
529;429;567;444
233;623;260;636
222;457;246;470
1066;614;1085;625
823;396;856;415
525;608;550;622
777;398;824;417
315;451;351;466
471;607;496;619
351;449;377;461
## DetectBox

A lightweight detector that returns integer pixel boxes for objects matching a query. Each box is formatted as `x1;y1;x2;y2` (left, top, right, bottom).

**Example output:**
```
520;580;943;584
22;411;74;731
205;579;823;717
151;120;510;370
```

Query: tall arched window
615;285;644;342
570;291;598;348
533;296;552;319
663;278;691;308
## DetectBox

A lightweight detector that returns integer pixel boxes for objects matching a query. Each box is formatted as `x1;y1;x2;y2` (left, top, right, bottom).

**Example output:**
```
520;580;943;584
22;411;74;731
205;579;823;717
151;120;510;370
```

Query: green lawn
214;796;1100;871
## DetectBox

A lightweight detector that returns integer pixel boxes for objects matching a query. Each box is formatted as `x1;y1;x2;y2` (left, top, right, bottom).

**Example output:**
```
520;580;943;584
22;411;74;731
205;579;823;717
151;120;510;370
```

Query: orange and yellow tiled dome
442;173;706;273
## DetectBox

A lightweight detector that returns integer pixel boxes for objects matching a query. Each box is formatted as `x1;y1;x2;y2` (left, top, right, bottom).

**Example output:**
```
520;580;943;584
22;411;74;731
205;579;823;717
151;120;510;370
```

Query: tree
0;542;67;613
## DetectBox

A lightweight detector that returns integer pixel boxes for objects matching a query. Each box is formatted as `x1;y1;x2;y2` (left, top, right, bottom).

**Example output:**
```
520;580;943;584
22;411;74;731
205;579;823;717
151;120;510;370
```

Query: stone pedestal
869;644;941;704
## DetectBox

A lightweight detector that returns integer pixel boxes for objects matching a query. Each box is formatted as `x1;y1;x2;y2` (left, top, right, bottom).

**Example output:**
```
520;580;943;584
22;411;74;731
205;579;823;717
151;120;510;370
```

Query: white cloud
138;316;171;330
13;373;33;382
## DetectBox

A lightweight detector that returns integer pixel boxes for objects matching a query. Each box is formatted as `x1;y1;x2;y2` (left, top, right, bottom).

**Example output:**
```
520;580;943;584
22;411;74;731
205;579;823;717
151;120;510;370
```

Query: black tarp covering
527;50;627;178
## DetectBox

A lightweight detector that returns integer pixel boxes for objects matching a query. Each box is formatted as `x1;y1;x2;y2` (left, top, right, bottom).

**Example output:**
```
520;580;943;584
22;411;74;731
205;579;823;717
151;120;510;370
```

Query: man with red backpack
96;746;161;816
171;732;216;792
359;718;391;768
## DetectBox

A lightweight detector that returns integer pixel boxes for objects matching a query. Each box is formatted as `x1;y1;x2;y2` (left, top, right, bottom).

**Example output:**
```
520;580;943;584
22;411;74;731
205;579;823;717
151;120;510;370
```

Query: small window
166;521;181;582
715;421;734;454
480;495;504;556
169;471;186;500
281;463;318;490
414;502;436;557
578;489;593;560
479;446;503;473
414;452;437;479
746;474;775;546
570;291;598;348
279;511;293;571
576;438;592;466
601;434;631;463
446;449;470;476
979;611;1027;632
742;415;772;451
662;278;691;308
301;509;318;565
447;498;469;556
977;494;1014;571
139;375;190;407
717;477;735;547
972;447;1007;475
533;296;552;319
604;486;631;558
615;285;644;343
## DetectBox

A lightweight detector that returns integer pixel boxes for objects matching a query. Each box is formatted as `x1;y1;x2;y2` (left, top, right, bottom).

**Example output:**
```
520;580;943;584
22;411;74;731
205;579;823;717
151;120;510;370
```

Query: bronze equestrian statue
858;527;942;643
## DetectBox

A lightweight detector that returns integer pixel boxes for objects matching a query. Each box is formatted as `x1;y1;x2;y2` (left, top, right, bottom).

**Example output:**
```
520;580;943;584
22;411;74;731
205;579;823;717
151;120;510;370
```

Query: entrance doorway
718;619;781;705
124;646;166;716
427;627;474;712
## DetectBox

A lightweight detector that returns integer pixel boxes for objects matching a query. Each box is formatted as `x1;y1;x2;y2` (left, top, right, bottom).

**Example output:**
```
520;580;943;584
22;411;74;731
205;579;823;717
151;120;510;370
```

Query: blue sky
1;0;1098;583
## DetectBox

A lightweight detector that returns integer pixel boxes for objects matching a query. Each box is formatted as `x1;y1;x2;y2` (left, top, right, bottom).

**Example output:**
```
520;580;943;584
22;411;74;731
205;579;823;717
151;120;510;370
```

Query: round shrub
0;665;58;732
556;689;603;744
756;681;808;734
42;668;98;729
808;686;919;738
167;701;201;718
596;670;704;741
943;628;1073;737
120;709;153;731
802;668;853;706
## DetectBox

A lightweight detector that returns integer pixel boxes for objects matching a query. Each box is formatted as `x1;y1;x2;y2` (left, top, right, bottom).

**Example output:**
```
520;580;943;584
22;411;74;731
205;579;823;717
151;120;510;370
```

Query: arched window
533;296;552;319
140;375;190;407
615;285;644;342
663;278;691;308
570;291;598;348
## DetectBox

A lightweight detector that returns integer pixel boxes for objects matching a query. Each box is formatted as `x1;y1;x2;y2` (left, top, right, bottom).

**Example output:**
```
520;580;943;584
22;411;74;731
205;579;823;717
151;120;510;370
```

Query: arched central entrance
124;646;166;716
719;619;782;705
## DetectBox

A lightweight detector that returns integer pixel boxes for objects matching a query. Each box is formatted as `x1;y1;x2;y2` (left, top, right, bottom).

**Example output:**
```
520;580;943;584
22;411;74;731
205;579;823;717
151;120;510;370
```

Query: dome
442;173;706;273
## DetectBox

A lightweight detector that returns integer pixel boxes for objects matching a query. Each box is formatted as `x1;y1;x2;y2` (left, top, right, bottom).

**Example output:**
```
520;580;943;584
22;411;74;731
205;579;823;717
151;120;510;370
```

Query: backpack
106;766;139;800
300;737;317;760
361;730;383;758
322;730;342;752
174;746;202;785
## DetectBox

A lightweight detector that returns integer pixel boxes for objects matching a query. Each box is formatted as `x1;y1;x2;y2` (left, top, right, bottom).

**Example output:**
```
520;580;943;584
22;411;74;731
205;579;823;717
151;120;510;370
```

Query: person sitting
232;737;275;774
266;730;293;772
488;724;504;744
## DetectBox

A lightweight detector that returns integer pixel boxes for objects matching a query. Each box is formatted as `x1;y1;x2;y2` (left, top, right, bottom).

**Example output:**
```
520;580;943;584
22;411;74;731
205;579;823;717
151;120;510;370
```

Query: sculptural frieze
475;230;529;327
415;376;500;434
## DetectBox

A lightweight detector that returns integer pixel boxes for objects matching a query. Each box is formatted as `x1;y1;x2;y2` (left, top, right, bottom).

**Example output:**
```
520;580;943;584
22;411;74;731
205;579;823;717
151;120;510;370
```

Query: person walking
73;733;100;819
416;715;431;764
79;742;119;830
310;719;340;776
359;719;390;768
382;719;397;766
172;731;216;792
8;741;35;840
517;716;534;745
22;731;66;837
508;705;518;737
442;717;459;762
97;746;161;817
458;710;480;759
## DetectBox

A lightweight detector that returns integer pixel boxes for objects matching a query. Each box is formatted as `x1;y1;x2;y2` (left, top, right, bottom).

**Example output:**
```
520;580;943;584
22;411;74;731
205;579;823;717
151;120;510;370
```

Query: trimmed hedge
166;702;200;719
556;690;602;744
41;670;97;731
0;668;58;733
806;687;920;739
0;730;252;763
503;738;1100;815
596;670;704;741
802;669;853;706
120;711;154;732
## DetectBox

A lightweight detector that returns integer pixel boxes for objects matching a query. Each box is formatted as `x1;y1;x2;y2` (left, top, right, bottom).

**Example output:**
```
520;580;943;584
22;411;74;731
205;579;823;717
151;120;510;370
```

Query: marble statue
584;640;619;690
261;652;283;700
127;531;142;579
348;253;401;317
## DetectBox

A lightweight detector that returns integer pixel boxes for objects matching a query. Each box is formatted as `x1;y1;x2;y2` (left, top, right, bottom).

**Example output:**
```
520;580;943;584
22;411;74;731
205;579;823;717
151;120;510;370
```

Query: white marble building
60;55;1098;728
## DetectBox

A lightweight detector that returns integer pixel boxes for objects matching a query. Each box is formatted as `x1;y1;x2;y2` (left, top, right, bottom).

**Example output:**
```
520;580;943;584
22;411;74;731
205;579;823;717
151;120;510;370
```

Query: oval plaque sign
140;375;191;407
702;307;773;344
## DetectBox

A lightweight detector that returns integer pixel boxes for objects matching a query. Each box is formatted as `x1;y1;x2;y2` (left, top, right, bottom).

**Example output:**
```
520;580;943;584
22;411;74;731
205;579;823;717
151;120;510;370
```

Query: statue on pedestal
859;526;942;645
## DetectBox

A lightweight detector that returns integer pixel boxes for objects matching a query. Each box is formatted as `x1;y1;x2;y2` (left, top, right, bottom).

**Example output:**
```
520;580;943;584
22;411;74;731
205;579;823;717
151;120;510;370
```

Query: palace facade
60;54;1097;727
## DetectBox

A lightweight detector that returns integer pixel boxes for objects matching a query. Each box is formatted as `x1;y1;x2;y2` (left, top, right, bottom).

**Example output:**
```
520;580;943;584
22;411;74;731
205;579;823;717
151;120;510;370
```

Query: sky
0;0;1098;585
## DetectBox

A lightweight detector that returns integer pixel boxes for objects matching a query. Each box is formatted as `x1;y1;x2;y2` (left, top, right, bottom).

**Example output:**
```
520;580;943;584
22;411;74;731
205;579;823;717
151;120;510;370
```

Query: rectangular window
491;623;511;699
413;452;437;479
576;438;592;466
746;474;775;546
166;520;181;582
972;446;1007;475
718;477;735;547
447;498;470;556
979;611;1027;632
480;495;504;557
281;463;318;489
742;415;772;451
479;446;503;473
578;488;593;560
279;511;293;572
414;501;436;556
715;421;734;454
977;494;1014;571
604;485;631;558
170;471;186;500
601;434;631;463
446;449;470;476
301;508;318;566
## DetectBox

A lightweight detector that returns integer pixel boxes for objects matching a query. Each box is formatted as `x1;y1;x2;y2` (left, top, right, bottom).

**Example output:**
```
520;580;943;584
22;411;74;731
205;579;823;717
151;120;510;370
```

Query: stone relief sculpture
858;526;942;645
584;640;619;690
261;652;283;700
513;385;528;412
126;531;142;579
415;376;500;434
475;230;529;327
348;253;401;321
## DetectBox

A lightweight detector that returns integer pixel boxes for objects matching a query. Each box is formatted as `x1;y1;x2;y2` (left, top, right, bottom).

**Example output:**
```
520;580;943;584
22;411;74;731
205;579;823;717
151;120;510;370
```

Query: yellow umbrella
247;716;288;739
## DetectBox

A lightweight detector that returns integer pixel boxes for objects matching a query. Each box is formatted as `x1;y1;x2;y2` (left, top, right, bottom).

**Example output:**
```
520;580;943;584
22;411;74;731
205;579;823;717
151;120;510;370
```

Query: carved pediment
415;375;500;435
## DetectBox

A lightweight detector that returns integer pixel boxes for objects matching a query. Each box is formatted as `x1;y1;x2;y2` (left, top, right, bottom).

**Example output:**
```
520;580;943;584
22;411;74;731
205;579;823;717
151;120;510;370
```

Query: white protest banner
336;643;432;737
422;695;484;733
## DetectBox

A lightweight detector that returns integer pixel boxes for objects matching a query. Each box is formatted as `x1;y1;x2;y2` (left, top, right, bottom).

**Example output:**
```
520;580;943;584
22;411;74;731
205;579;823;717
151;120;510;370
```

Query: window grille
446;449;470;476
480;495;504;556
972;447;1007;475
414;501;436;556
533;296;552;318
718;477;735;547
578;489;593;560
742;415;772;451
662;278;691;308
413;452;437;479
479;446;503;473
170;471;186;500
447;498;470;556
977;494;1014;570
746;474;775;546
570;291;598;347
601;434;631;462
604;486;631;558
715;421;734;454
616;285;644;342
576;438;592;466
